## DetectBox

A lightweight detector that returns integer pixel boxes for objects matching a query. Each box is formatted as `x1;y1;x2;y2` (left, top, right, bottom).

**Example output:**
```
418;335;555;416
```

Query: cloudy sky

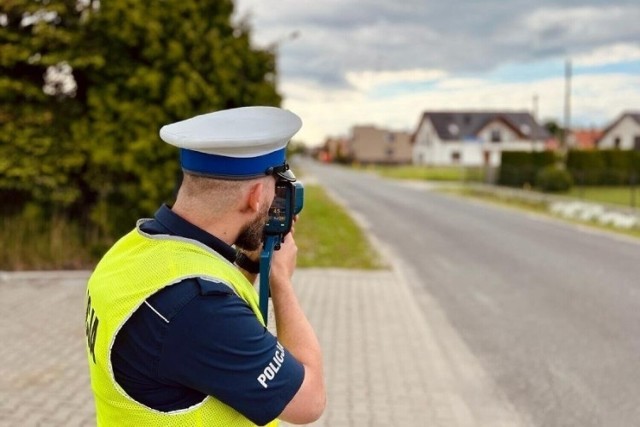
233;0;640;146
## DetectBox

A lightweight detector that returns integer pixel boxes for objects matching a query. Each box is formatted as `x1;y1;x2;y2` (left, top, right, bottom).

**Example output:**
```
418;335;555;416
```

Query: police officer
85;107;326;426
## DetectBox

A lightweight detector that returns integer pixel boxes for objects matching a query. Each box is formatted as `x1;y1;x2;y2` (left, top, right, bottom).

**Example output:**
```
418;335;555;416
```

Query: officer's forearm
271;279;326;423
272;279;322;365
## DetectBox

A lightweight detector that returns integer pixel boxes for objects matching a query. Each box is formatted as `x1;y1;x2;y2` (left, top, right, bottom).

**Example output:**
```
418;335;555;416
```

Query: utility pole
562;58;572;153
531;93;539;152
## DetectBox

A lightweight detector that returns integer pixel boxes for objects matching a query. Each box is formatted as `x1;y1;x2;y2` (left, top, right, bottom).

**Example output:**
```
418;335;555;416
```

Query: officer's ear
244;180;264;214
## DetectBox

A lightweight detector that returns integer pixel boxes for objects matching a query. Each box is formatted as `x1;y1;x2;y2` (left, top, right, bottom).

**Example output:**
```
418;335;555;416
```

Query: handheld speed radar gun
259;181;304;324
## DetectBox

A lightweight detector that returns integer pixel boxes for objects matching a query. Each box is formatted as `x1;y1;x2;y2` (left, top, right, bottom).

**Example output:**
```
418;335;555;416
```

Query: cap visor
276;168;297;182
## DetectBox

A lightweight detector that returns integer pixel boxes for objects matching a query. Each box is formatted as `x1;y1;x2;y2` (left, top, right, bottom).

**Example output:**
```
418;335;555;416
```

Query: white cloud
234;0;640;146
573;43;640;67
345;68;447;92
285;71;640;146
434;78;487;91
524;5;637;36
515;5;640;55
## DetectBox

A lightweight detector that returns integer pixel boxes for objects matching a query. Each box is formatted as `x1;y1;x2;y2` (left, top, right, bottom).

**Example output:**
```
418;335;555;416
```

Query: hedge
498;151;557;187
567;150;640;186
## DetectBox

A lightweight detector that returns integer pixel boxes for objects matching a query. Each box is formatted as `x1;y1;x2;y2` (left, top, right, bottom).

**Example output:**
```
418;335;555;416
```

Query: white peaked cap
159;106;302;179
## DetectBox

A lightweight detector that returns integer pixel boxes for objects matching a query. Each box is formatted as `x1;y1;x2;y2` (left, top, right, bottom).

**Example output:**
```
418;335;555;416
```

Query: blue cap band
180;148;286;179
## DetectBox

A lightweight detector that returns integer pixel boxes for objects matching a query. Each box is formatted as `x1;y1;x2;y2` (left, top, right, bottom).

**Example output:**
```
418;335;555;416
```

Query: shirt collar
153;204;237;263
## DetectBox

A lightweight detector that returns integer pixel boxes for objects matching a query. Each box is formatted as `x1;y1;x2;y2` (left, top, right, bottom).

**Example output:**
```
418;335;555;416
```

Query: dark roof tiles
419;111;550;141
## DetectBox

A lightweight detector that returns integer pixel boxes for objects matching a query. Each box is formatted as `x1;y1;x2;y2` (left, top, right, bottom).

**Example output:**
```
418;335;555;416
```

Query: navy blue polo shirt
111;205;304;425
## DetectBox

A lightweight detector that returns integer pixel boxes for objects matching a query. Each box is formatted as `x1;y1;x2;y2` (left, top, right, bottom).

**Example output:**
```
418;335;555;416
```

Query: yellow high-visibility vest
85;225;277;426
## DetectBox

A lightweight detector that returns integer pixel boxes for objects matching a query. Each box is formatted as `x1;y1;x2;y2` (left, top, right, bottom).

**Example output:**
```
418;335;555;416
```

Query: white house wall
413;119;440;165
413;118;545;167
599;116;640;149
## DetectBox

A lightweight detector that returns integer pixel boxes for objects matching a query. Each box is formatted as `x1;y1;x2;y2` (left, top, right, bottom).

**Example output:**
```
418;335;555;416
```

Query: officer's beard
235;202;270;252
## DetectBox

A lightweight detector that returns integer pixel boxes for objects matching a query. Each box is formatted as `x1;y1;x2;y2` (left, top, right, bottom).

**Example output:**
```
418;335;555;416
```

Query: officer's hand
270;231;297;288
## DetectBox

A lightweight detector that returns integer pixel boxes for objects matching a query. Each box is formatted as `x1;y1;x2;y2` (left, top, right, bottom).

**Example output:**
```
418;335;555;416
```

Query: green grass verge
0;182;385;270
445;186;640;239
568;186;640;208
362;164;639;209
0;214;102;270
295;184;385;269
358;164;486;182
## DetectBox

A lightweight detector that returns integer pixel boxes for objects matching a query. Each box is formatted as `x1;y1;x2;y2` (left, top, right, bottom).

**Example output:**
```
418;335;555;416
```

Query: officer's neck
171;201;243;247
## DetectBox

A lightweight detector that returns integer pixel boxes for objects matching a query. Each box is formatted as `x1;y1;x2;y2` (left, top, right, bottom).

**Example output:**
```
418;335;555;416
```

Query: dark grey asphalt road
304;161;640;427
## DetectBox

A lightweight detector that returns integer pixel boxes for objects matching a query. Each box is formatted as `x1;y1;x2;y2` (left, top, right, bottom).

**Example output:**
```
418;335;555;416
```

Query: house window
386;147;394;158
490;129;502;143
386;133;396;143
634;136;640;151
451;151;461;163
614;136;621;149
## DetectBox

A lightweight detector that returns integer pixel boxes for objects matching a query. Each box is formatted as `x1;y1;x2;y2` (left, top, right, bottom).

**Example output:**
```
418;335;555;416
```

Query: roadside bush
536;166;573;193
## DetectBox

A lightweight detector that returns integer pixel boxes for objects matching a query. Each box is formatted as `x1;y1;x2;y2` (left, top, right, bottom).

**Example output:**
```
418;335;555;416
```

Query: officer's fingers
282;232;297;248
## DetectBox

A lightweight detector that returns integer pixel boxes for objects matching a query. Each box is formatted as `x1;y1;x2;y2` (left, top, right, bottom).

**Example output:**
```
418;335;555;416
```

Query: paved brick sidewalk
0;271;94;427
284;268;531;427
1;267;531;427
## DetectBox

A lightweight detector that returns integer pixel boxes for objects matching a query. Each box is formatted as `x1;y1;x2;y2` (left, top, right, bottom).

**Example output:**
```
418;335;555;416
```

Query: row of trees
1;0;280;237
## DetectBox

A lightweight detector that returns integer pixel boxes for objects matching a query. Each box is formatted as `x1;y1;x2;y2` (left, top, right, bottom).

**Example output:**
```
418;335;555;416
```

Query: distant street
304;160;640;427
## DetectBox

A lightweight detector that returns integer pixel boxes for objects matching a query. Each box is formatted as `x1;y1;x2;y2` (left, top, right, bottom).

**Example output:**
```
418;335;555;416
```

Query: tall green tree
0;0;96;214
0;0;280;236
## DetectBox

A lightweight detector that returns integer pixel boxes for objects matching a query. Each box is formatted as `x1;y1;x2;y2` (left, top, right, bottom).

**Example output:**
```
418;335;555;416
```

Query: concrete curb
0;270;92;283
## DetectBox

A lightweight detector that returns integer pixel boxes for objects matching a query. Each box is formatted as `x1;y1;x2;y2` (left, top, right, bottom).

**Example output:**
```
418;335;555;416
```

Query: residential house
597;112;640;150
318;136;349;162
412;111;550;167
349;125;412;164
